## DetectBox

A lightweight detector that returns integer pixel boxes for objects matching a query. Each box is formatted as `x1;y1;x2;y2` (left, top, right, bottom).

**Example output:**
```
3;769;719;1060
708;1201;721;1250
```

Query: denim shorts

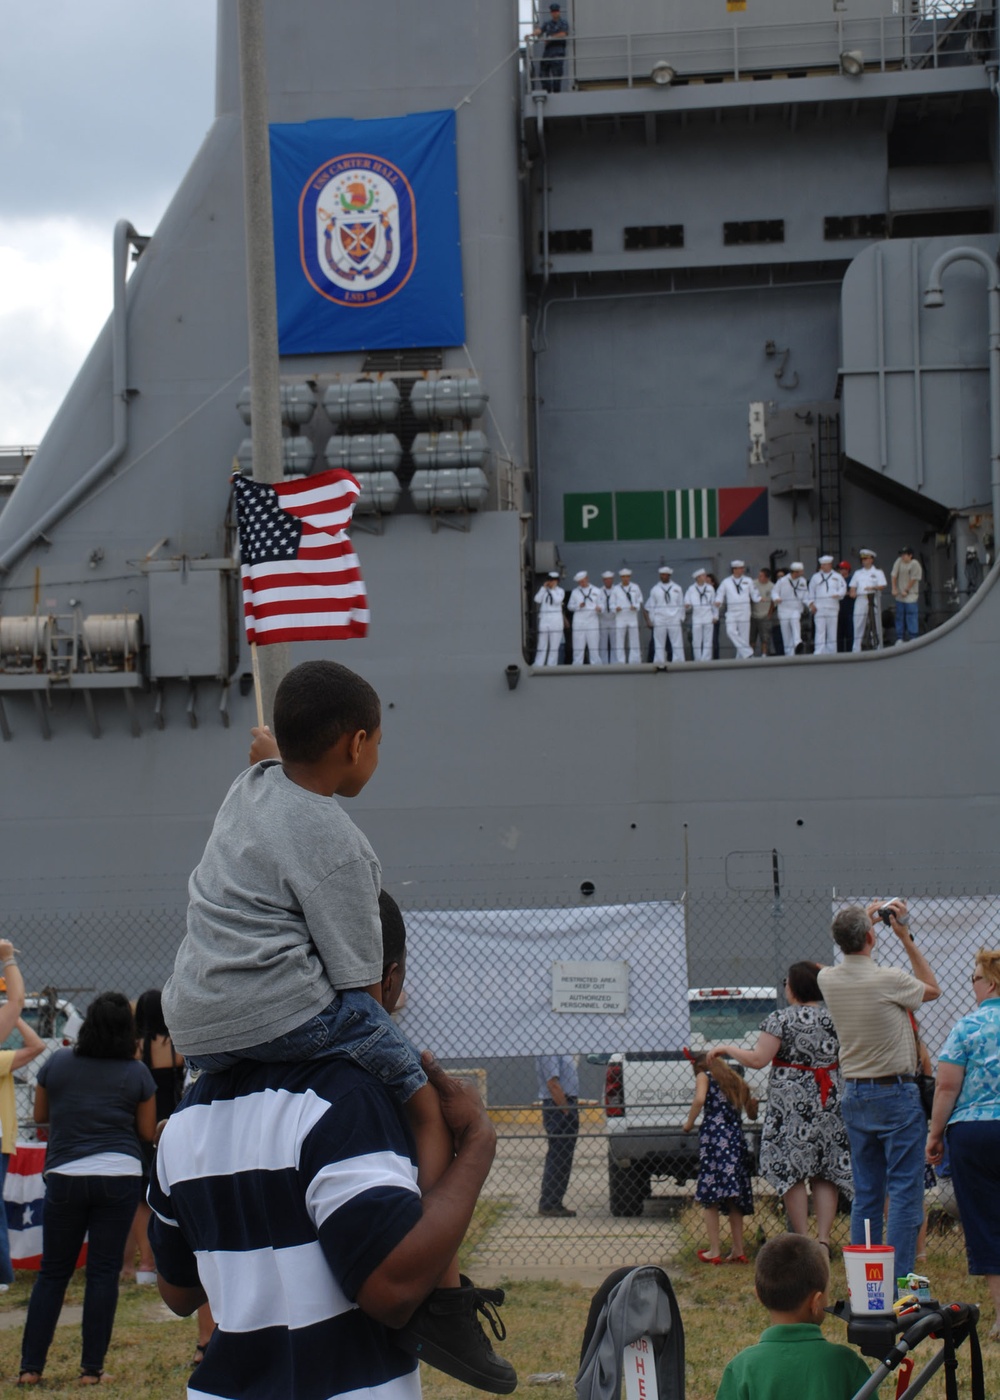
188;988;427;1103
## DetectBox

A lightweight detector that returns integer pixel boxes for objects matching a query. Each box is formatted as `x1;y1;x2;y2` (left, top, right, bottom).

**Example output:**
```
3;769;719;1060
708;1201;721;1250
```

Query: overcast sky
0;3;218;444
0;2;536;446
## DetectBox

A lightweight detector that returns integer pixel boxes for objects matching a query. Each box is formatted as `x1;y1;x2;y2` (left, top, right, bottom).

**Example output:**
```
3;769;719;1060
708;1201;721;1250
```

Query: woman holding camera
926;949;1000;1340
18;992;156;1387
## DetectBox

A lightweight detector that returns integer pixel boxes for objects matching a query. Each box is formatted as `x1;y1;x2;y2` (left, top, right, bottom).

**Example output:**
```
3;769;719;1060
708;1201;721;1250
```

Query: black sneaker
391;1274;517;1394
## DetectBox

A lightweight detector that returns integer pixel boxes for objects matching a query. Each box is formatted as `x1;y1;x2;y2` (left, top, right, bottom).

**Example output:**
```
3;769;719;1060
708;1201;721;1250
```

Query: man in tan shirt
891;547;923;644
817;899;939;1282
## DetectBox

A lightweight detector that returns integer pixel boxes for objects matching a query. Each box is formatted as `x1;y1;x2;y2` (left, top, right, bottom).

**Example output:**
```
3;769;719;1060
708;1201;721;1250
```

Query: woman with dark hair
17;992;156;1388
708;961;852;1252
123;989;185;1287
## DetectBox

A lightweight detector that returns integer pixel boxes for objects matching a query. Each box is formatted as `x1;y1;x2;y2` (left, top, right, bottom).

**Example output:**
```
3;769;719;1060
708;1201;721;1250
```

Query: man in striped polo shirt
817;898;940;1283
149;901;513;1398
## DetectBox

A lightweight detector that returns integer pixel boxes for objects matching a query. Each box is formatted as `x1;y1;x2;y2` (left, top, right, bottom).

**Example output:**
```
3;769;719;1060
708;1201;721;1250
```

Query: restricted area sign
551;960;629;1015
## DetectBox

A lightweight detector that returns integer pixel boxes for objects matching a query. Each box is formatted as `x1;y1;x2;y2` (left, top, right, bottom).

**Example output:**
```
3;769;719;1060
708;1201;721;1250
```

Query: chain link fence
3;876;997;1270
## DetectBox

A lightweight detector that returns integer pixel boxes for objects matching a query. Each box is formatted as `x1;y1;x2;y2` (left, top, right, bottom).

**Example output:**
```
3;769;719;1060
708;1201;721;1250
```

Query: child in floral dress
683;1051;758;1263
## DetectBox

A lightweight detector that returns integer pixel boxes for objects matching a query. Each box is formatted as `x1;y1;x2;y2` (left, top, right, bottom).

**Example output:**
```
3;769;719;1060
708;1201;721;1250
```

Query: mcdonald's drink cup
843;1244;895;1314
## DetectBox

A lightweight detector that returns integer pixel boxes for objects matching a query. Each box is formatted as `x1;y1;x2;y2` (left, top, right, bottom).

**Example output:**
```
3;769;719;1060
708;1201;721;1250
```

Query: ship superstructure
0;0;998;993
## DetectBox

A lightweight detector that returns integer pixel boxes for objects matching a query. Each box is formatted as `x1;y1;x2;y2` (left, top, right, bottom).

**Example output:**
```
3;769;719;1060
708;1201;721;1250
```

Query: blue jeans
841;1080;925;1282
0;1153;12;1285
188;990;427;1103
20;1173;141;1377
895;600;919;642
539;1098;579;1210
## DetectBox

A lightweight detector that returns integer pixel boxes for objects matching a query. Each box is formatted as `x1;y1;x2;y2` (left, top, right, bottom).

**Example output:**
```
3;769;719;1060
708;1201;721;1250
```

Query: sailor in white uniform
772;561;809;655
715;560;760;659
808;555;846;654
850;549;887;651
646;565;686;667
684;568;716;661
533;570;565;666
597;570;616;663
610;567;644;663
567;569;603;664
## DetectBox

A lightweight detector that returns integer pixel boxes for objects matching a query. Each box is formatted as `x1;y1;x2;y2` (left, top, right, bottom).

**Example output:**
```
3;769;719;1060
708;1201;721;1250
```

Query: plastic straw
864;1219;872;1247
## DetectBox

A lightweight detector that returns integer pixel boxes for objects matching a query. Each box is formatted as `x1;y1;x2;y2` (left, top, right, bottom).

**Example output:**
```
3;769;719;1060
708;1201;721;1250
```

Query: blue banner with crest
270;110;465;354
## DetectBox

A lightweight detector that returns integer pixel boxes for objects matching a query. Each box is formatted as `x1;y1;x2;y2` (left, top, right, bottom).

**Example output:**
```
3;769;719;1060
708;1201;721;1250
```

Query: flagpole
238;0;289;726
250;642;265;730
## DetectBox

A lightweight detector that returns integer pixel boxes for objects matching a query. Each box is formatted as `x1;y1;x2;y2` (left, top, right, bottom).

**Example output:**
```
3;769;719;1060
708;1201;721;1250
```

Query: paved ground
471;1124;702;1286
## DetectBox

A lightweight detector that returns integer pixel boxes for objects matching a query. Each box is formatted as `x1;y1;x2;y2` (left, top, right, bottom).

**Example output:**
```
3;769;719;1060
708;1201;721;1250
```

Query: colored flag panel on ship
717;486;769;537
564;487;769;542
232;471;369;646
270;110;465;354
666;489;718;540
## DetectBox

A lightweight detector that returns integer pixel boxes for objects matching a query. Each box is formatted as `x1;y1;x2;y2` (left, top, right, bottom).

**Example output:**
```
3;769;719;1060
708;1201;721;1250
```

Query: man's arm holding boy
155;1053;496;1326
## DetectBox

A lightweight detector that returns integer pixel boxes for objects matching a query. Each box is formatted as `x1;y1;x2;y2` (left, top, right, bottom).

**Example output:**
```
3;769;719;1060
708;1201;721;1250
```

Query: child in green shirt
716;1235;874;1400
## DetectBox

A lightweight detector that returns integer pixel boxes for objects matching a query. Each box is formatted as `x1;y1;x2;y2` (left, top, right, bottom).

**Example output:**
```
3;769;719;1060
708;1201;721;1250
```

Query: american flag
232;469;369;645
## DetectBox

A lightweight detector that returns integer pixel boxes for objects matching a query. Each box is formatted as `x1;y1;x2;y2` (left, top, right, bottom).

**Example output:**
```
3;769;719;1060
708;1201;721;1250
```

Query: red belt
772;1059;838;1107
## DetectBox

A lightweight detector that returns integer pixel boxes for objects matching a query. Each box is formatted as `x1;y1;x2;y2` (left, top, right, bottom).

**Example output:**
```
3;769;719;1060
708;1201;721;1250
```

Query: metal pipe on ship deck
0;219;143;579
923;245;1000;535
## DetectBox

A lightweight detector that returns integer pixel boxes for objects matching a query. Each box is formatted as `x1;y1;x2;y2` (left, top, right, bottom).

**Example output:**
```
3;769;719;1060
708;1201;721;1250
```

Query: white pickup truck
595;986;776;1216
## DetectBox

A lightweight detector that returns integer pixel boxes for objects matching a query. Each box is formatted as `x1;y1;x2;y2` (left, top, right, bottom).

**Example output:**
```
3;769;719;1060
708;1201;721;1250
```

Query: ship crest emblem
299;154;417;307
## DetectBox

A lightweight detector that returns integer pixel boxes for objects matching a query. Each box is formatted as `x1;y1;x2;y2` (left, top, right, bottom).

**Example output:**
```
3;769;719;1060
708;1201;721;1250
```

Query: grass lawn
1;1243;995;1396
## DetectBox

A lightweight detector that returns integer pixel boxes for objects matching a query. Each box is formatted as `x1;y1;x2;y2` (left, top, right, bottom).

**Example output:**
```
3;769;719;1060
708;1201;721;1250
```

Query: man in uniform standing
680;562;711;660
645;565;686;667
850;549;887;651
772;561;809;655
533;570;565;666
597;570;617;663
685;568;716;661
715;560;760;659
534;2;569;93
535;1054;579;1218
610;567;644;664
891;546;923;643
808;554;846;655
567;570;602;665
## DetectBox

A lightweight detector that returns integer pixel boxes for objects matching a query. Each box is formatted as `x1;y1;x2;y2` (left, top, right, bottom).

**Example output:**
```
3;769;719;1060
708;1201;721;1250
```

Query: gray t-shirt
163;761;382;1056
39;1050;157;1174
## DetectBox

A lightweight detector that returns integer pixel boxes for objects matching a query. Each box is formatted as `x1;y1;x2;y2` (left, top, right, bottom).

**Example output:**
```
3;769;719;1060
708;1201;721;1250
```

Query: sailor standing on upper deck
715;561;760;659
567;570;602;665
597;570;616;663
533;571;565;667
534;2;569;93
685;568;716;662
850;549;887;651
808;554;846;655
646;566;686;668
772;561;809;655
610;567;644;664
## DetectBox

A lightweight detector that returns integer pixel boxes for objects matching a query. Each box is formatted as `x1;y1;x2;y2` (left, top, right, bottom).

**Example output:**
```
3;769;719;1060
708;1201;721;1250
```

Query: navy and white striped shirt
148;1058;423;1400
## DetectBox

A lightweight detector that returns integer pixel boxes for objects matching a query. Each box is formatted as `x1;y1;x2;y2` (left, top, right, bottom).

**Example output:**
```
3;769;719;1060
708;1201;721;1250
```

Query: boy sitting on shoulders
162;660;514;1394
716;1235;872;1400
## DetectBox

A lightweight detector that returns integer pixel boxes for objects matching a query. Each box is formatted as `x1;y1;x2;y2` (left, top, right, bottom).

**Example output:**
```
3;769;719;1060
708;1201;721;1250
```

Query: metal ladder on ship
817;412;842;563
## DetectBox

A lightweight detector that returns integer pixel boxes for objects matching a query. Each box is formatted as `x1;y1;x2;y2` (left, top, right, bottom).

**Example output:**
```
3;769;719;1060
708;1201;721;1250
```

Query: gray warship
1;0;999;1009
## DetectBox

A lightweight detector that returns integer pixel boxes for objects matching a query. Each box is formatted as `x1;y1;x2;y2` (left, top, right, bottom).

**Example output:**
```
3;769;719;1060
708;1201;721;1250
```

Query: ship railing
523;2;995;94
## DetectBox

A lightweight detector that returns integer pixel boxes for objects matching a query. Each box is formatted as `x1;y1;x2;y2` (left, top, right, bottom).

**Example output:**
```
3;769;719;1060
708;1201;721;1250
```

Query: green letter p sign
564;492;614;542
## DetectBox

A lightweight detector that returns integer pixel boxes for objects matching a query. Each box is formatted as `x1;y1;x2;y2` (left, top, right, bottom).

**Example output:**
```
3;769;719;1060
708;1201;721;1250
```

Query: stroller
575;1266;985;1400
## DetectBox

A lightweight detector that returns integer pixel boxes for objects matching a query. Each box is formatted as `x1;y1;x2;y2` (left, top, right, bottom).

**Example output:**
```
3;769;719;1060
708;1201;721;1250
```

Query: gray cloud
1;1;216;226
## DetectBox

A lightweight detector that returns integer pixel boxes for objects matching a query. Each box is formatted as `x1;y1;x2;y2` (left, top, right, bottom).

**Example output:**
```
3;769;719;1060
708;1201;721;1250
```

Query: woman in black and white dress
708;960;852;1251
